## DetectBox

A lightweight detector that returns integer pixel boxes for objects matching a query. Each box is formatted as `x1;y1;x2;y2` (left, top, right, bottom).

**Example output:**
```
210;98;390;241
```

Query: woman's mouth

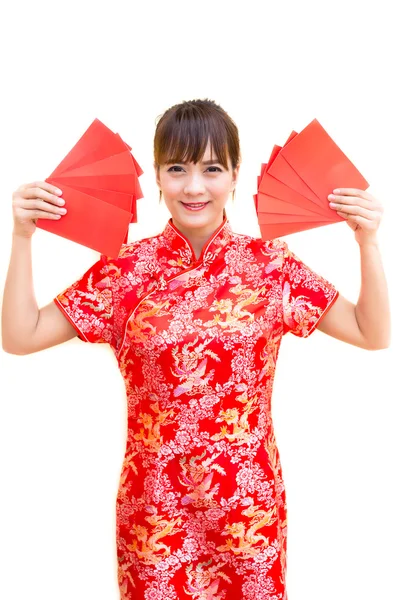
181;202;210;211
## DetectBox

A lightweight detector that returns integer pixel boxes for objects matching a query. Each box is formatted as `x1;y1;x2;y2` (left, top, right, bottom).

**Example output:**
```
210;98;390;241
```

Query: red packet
258;170;333;218
257;211;331;225
255;119;367;239
37;184;132;257
66;186;133;211
259;220;333;239
257;192;330;217
51;120;120;176
280;119;369;200
267;150;322;207
36;118;144;254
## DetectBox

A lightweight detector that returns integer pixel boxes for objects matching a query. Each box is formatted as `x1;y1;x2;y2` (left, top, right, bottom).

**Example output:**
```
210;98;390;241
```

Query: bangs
155;108;231;169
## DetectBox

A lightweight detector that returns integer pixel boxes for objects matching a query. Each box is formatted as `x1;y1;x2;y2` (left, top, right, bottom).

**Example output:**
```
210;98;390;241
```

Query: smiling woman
1;98;390;600
153;99;240;257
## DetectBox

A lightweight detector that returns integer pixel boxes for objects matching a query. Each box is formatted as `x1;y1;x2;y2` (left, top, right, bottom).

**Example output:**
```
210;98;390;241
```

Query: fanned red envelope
36;119;143;257
254;119;369;239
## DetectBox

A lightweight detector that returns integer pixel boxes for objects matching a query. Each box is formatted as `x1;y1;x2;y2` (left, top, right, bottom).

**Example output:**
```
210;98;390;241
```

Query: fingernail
59;208;67;214
58;198;65;205
55;188;62;195
333;188;340;193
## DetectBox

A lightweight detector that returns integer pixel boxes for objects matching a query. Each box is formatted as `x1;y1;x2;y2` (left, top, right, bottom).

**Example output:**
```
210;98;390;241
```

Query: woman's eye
168;166;184;172
167;165;222;173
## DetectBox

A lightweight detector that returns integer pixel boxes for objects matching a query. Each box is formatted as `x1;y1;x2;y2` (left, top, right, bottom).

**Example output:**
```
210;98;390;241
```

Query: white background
0;1;399;598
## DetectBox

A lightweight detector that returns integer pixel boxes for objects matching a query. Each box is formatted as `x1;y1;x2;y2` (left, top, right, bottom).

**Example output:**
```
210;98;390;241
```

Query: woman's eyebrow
170;159;222;165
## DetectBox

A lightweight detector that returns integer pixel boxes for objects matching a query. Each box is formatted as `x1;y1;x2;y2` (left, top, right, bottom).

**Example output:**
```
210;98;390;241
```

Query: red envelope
51;120;119;176
258;171;333;218
260;140;329;216
51;152;142;195
65;186;133;212
253;193;258;212
257;192;331;218
115;133;144;176
267;150;322;207
51;172;139;195
55;150;138;178
59;185;138;224
260;220;333;239
255;119;368;239
280;119;369;200
37;183;132;257
36;118;144;255
257;211;331;224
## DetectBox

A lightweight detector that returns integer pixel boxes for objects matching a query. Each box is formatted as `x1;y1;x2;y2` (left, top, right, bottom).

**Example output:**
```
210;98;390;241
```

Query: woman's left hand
328;188;383;246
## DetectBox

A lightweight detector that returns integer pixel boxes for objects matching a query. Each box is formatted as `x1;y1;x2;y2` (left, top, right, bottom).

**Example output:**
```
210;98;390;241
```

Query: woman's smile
180;201;210;211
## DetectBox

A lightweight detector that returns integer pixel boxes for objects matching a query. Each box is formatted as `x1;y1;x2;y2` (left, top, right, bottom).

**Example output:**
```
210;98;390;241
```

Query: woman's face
154;140;239;235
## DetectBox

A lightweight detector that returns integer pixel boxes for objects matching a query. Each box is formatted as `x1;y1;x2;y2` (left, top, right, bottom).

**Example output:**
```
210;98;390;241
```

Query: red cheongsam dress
54;215;339;600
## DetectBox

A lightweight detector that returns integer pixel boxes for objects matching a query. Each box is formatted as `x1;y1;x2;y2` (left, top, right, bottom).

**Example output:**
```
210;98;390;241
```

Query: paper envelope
259;220;333;239
267;150;322;207
257;210;332;224
50;120;119;176
65;186;133;212
258;170;334;219
257;192;333;218
260;142;331;216
280;118;369;199
37;183;132;257
36;118;144;254
255;119;367;239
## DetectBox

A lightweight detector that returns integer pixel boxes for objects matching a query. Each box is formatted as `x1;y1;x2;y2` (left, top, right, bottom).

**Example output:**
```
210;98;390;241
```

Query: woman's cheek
166;181;183;197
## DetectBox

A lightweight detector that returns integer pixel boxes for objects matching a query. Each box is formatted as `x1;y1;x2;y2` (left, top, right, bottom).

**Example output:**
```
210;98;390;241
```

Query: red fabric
55;218;338;599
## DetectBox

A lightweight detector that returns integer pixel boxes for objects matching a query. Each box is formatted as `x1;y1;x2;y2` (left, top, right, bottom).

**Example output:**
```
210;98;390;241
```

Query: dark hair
153;98;241;172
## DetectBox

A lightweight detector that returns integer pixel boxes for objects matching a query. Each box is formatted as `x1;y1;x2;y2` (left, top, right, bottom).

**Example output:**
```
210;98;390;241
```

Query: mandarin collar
162;215;233;268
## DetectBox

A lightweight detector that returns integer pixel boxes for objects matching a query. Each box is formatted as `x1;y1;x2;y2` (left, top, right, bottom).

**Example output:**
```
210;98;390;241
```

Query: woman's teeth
182;202;209;211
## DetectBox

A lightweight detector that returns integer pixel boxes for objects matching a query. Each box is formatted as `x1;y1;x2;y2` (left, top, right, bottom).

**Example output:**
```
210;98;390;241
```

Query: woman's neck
172;212;226;260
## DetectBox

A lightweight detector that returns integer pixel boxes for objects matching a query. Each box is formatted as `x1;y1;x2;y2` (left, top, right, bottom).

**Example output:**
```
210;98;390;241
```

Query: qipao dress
54;216;339;600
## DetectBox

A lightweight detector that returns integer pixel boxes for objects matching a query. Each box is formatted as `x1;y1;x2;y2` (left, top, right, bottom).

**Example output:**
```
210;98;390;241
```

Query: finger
333;204;376;220
19;186;65;206
328;194;371;209
17;199;67;215
27;210;62;220
19;181;63;197
32;181;63;196
337;212;379;228
332;188;374;202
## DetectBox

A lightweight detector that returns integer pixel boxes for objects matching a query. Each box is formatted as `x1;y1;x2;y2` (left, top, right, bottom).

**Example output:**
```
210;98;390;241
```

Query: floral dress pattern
55;216;339;600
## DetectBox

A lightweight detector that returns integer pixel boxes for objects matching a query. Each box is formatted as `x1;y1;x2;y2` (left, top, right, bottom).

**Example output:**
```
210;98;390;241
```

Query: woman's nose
184;175;206;195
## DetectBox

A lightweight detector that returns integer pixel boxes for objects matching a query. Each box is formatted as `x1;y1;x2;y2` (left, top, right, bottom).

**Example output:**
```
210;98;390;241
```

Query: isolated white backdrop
0;1;399;599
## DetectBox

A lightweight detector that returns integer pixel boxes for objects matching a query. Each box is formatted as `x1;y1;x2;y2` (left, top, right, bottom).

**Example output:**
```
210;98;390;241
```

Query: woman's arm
1;182;77;355
316;188;390;350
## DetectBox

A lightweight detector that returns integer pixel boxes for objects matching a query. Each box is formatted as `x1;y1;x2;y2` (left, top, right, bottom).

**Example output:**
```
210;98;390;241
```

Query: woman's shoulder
229;229;289;259
94;233;165;280
117;231;164;259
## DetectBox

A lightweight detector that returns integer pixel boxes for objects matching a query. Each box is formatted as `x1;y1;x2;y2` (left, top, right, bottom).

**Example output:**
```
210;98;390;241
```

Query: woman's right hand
12;181;67;238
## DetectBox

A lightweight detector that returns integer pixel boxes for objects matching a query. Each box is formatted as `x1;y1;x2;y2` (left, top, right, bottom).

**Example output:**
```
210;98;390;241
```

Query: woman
2;99;390;599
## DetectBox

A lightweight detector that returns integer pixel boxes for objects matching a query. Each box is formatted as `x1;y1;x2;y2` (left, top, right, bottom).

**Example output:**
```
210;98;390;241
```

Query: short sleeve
54;254;116;346
282;244;339;338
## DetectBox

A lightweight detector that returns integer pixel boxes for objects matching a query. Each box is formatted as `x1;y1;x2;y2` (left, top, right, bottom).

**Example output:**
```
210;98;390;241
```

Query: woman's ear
231;164;240;189
153;162;161;187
